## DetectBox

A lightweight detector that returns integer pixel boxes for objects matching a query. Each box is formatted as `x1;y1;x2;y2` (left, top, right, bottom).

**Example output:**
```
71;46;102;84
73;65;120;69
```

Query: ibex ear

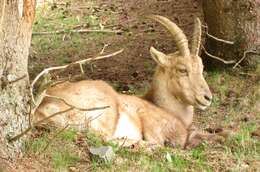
150;47;170;67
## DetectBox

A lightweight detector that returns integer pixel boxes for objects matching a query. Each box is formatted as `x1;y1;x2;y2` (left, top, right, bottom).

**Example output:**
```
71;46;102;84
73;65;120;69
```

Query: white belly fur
113;111;142;140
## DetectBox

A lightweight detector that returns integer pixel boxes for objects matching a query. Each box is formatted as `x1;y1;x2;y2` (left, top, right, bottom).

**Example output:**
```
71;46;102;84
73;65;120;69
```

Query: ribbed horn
148;15;190;57
191;17;202;56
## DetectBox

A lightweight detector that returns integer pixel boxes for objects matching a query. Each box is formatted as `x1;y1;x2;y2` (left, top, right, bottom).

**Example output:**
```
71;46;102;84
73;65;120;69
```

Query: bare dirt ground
29;0;203;89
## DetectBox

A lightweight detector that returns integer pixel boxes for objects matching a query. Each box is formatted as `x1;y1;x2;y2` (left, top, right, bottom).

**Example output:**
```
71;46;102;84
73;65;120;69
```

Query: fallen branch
202;46;236;64
44;94;110;111
202;25;234;45
27;102;32;128
8;105;109;142
233;50;259;69
7;74;26;84
100;43;109;55
33;29;123;35
8;108;73;142
42;124;70;152
30;49;124;104
239;72;258;77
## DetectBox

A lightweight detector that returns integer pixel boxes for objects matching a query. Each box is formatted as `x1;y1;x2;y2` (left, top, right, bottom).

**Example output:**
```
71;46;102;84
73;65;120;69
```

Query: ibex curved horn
191;18;202;56
148;15;190;57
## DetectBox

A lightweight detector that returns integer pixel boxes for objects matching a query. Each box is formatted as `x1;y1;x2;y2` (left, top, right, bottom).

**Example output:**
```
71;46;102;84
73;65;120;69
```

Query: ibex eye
178;68;187;73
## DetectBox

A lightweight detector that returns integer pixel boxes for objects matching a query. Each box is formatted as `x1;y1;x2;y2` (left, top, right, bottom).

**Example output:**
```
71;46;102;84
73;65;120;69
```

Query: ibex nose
204;95;212;102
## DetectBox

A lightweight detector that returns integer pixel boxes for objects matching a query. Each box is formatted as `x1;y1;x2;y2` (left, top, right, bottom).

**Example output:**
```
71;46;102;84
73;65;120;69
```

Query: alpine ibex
34;15;212;148
144;15;212;128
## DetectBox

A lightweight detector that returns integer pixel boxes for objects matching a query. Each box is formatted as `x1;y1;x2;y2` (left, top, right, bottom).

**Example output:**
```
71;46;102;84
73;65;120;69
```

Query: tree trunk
202;0;260;67
0;0;35;163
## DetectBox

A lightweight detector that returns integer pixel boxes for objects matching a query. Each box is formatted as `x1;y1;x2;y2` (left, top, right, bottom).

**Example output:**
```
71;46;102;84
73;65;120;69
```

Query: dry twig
100;44;109;55
27;102;32;128
202;46;236;64
201;25;234;45
8;105;109;142
44;94;109;111
118;137;128;149
30;49;124;104
42;124;70;152
7;74;26;84
233;50;258;69
238;72;257;77
198;24;236;64
8;108;73;142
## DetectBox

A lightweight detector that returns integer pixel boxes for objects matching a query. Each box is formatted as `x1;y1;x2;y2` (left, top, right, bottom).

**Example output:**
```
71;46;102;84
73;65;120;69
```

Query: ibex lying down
35;15;212;148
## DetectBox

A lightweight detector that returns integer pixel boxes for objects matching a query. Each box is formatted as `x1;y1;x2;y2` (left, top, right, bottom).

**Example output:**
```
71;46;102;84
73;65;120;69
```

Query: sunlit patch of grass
31;2;117;68
33;4;98;32
23;129;83;171
52;150;80;171
89;144;215;172
91;156;114;171
225;123;258;156
84;131;105;147
221;122;260;171
58;129;77;142
24;134;49;154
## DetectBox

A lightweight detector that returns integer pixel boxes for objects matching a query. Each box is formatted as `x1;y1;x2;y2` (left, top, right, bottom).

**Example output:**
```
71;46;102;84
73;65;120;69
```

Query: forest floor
13;0;260;171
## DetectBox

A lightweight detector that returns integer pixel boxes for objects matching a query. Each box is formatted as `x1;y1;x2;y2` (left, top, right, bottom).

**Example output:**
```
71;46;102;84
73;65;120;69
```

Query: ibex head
149;15;212;110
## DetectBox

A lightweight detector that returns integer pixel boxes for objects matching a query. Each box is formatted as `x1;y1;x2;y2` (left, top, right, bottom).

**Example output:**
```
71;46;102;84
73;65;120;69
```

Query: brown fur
35;80;188;147
34;15;212;148
144;16;212;128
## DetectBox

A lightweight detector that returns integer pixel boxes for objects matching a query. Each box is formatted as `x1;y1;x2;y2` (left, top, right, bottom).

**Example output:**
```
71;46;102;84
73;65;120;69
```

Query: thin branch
36;106;108;126
42;124;69;152
201;24;234;45
100;44;109;55
86;113;104;126
7;74;26;84
239;72;257;77
118;137;128;149
206;33;234;45
8;105;109;142
233;50;259;69
8;108;73;142
30;49;124;104
72;49;124;65
28;102;32;128
44;94;110;111
202;46;236;64
79;62;85;74
33;29;123;35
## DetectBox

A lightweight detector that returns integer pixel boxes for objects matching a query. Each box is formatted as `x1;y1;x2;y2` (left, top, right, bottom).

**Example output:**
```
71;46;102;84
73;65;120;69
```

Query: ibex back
34;15;212;148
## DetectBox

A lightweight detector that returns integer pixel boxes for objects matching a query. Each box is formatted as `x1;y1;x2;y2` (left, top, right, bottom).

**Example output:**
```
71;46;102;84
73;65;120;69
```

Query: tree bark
202;0;260;67
0;0;35;162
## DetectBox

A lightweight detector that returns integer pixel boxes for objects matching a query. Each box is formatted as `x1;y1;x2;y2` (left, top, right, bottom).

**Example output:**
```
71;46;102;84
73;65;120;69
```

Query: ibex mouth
195;98;211;110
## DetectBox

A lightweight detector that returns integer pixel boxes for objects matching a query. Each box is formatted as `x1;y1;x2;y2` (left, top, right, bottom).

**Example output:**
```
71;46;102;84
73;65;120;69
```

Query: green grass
31;2;117;69
24;102;260;171
58;129;77;142
52;151;80;171
24;134;49;153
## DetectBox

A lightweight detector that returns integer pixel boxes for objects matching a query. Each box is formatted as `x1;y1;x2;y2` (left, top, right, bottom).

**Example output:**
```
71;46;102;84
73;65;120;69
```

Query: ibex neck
145;68;194;128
